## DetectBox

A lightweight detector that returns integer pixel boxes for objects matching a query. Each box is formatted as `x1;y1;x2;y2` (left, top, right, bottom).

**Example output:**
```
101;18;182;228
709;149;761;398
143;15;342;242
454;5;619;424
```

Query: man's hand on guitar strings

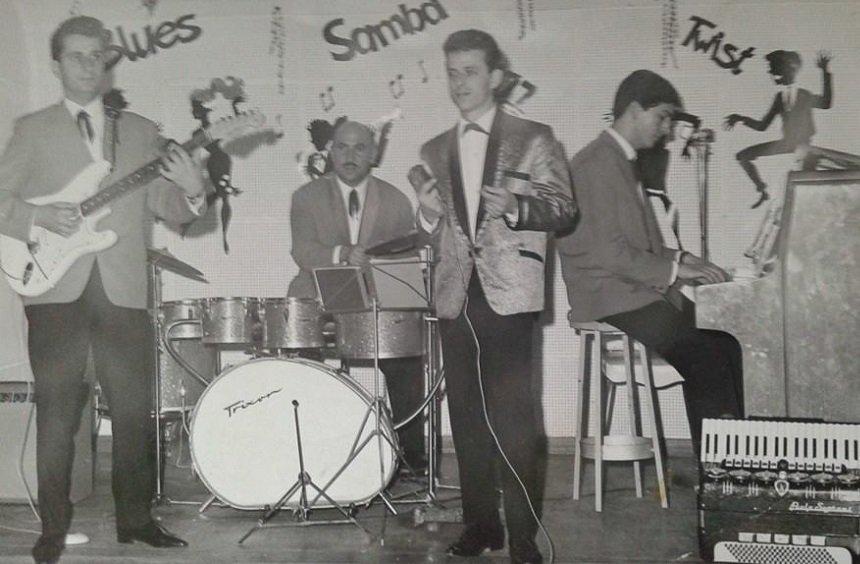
160;143;205;198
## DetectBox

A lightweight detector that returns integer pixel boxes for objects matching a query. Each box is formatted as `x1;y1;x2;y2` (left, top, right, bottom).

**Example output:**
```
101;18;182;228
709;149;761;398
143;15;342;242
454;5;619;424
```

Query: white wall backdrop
3;0;859;440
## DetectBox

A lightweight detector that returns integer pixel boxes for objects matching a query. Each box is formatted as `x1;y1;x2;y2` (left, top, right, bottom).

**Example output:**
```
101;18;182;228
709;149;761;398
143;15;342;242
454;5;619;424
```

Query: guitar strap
103;105;119;172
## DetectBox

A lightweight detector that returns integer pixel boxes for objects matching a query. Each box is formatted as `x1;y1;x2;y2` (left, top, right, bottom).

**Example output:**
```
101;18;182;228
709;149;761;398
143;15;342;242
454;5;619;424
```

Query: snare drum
201;297;261;345
334;310;424;359
260;297;324;350
189;358;396;509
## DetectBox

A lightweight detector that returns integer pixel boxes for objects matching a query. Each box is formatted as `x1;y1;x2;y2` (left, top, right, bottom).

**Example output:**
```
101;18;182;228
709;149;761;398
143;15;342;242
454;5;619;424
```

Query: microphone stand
688;128;715;262
238;400;368;544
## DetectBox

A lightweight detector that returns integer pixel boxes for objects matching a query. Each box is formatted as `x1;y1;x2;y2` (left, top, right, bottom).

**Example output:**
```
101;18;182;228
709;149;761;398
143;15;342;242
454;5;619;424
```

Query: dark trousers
380;356;426;467
601;296;744;455
439;275;540;544
26;266;155;537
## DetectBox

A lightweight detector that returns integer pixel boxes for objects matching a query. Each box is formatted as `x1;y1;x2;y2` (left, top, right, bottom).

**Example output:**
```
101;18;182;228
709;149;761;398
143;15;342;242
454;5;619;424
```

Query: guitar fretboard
79;131;210;217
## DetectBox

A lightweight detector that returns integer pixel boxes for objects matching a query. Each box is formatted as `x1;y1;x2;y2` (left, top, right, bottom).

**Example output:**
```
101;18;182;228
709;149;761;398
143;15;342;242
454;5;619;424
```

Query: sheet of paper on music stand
312;266;370;313
368;258;429;310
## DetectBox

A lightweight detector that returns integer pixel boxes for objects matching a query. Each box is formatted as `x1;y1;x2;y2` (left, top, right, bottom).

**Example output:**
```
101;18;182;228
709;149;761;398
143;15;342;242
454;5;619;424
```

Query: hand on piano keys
677;252;732;286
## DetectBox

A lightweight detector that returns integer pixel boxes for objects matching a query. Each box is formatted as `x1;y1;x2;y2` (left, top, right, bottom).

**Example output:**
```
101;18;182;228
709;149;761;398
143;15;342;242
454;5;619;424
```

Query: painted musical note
319;86;335;112
389;74;405;99
418;60;429;83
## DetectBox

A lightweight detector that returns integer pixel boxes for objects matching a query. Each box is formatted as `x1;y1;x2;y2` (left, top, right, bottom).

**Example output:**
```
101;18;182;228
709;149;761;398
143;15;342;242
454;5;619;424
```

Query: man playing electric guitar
0;16;207;564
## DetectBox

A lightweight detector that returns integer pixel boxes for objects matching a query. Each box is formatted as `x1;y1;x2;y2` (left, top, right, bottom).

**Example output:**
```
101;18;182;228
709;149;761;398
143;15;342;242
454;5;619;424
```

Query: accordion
698;418;860;564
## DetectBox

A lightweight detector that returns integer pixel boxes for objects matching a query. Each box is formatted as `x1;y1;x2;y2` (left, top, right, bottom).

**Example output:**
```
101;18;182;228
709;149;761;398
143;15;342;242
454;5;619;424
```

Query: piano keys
696;170;860;421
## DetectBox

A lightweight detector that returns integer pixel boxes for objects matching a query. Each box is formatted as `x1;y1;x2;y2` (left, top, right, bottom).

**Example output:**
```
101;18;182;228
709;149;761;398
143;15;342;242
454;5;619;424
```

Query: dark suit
557;130;743;452
419;108;575;544
0;103;204;537
287;173;425;466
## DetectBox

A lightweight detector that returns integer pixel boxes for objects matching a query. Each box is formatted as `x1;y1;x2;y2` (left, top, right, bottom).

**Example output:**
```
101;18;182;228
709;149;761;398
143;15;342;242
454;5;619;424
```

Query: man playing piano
557;70;744;456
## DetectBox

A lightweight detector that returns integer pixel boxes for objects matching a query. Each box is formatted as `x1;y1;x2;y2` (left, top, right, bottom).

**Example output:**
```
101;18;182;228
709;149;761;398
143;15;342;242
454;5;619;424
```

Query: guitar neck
79;131;209;216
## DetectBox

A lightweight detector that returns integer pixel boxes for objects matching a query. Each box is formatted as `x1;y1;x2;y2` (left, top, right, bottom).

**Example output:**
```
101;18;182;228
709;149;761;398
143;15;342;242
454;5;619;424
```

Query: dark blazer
418;108;575;319
557;130;683;322
0;103;204;308
287;173;415;298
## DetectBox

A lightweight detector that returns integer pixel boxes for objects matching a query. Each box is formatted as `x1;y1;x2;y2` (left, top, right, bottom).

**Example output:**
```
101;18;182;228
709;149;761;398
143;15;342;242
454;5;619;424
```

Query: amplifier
0;382;94;503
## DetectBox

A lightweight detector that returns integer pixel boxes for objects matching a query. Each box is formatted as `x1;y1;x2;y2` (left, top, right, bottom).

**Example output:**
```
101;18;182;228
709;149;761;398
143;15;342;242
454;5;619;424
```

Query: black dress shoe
510;538;543;563
447;523;505;557
32;535;64;564
116;522;188;548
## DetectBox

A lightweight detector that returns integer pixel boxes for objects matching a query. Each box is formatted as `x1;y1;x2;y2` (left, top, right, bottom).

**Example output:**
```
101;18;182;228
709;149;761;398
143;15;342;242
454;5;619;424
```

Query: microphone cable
450;226;556;563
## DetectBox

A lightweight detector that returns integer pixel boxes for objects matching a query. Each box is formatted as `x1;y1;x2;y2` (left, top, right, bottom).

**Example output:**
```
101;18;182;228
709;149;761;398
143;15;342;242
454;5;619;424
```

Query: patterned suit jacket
557;130;683;322
419;109;575;319
287;173;415;299
0;103;204;308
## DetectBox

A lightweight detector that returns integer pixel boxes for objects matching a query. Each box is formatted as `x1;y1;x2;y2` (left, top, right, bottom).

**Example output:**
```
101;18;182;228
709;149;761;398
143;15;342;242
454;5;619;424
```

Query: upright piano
696;169;860;421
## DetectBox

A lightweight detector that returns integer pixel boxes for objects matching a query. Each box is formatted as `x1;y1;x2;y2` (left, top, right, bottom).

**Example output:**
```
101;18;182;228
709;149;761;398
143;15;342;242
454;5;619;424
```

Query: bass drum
189;358;396;510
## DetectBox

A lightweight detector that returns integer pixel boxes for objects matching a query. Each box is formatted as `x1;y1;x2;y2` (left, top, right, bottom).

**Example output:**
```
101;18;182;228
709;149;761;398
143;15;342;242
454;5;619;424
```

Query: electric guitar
0;111;267;297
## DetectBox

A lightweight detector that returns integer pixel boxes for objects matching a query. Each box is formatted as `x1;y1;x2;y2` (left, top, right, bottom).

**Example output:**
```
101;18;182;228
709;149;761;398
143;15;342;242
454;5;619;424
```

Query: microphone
674;111;701;129
677;112;701;158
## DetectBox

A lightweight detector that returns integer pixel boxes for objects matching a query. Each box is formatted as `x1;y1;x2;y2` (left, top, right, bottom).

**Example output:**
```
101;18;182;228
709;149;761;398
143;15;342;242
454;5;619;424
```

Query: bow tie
463;122;488;135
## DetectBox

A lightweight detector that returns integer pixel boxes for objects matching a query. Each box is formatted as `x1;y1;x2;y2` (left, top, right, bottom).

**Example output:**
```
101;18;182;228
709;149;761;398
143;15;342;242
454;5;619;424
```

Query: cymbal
146;248;207;282
366;231;419;257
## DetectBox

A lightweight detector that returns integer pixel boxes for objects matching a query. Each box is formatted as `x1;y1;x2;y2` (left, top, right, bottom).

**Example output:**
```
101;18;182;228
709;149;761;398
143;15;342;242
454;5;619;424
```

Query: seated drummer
287;119;426;474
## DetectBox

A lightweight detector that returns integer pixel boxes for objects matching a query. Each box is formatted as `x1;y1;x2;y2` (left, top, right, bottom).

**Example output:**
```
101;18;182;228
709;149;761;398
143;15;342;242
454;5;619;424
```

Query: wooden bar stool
570;320;669;512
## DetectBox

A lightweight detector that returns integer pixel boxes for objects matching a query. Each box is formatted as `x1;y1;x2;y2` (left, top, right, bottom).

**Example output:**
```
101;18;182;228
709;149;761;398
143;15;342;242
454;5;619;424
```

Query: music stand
312;265;414;515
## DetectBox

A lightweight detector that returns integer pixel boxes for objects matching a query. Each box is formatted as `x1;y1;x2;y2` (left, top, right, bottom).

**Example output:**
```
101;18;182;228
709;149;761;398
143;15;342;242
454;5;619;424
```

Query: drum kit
146;246;448;537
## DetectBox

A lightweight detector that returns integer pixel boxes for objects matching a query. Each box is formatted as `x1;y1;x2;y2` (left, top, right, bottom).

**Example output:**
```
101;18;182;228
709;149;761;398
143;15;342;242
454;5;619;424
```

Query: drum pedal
412;505;463;527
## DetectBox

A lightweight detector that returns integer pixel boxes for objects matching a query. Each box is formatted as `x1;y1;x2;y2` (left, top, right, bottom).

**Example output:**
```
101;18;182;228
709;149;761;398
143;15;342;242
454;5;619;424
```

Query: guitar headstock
205;111;269;144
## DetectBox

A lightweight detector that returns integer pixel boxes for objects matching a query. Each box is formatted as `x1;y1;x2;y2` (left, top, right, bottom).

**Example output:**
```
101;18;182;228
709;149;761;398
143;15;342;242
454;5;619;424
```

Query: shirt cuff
669;254;681;285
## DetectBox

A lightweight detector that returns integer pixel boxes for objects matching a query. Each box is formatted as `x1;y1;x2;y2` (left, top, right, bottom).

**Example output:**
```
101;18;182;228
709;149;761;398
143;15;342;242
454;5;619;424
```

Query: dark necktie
463;121;488;135
77;110;94;142
348;188;360;219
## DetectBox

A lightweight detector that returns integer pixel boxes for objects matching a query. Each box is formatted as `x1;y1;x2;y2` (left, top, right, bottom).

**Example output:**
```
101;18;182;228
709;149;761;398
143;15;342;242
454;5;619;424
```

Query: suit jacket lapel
357;177;380;246
475;109;503;231
325;175;351;245
447;128;472;241
603;131;664;252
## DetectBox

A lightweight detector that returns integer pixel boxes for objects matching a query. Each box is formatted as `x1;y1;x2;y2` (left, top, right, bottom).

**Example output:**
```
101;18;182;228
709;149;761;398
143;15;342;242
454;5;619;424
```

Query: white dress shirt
457;106;496;239
64;97;105;163
332;175;368;263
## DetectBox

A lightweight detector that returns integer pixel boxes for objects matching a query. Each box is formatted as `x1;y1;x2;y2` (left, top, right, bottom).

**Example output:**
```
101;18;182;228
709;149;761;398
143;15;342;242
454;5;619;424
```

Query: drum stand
148;261;170;504
386;247;460;511
322;296;400;516
148;262;216;508
238;400;369;544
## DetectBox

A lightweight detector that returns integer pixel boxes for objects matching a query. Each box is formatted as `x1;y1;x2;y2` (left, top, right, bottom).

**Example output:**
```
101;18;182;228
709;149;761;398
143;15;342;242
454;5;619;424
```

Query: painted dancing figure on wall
724;50;832;208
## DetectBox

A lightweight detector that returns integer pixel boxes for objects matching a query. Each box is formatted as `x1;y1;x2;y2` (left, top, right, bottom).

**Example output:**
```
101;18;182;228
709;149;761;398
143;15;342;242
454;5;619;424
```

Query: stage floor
0;439;704;563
